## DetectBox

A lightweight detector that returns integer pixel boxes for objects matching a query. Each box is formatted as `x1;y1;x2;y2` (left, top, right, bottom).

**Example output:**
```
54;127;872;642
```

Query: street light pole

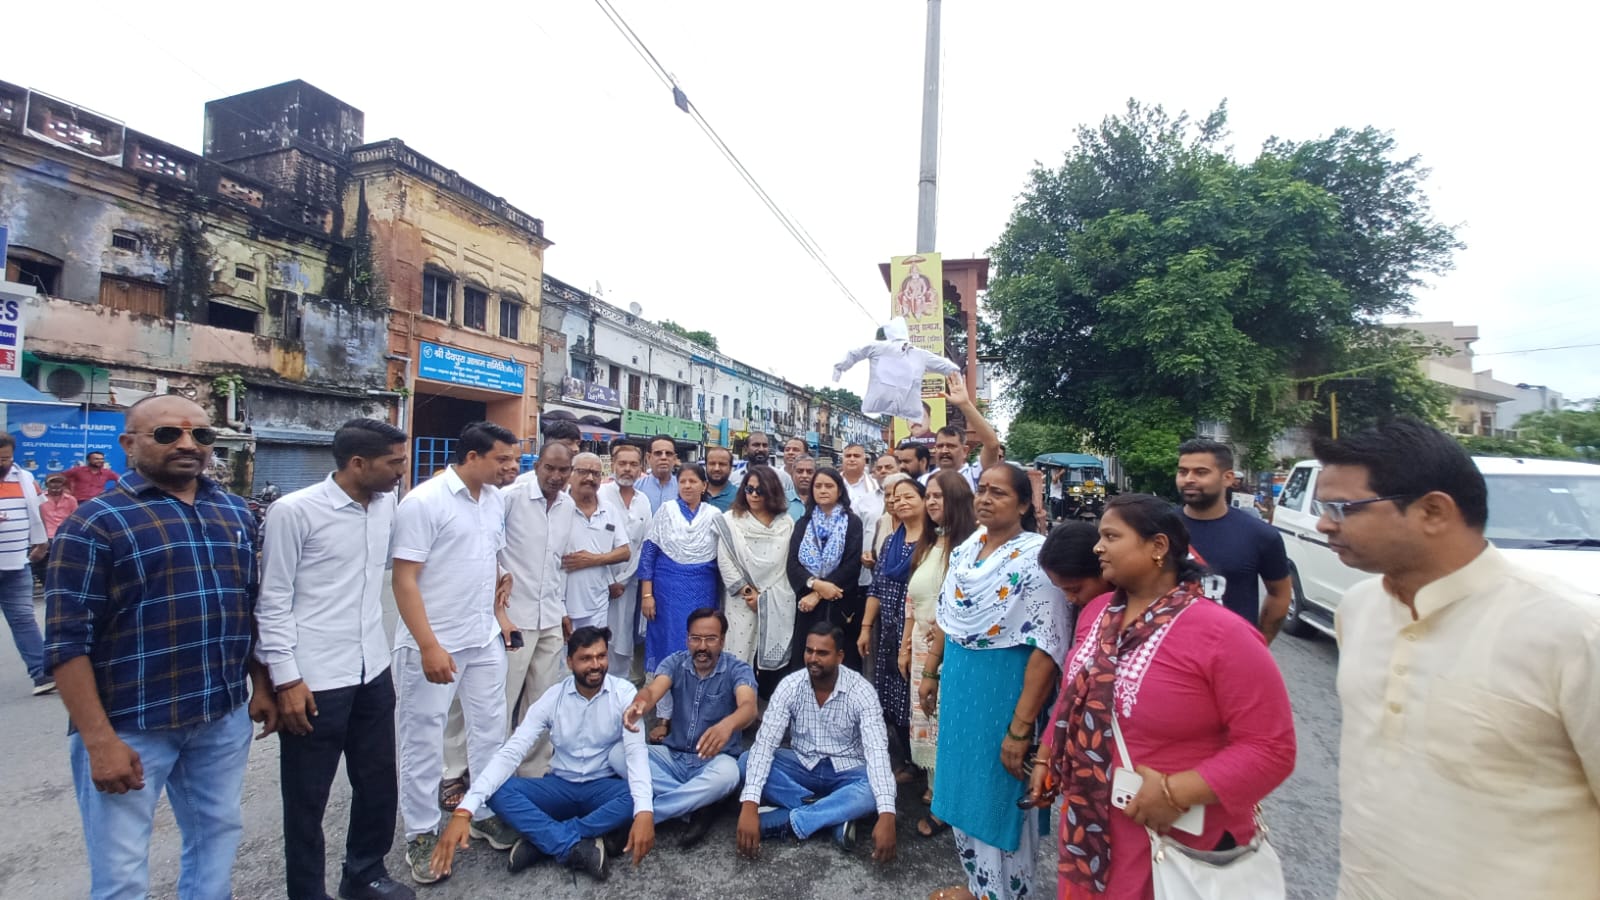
915;0;941;254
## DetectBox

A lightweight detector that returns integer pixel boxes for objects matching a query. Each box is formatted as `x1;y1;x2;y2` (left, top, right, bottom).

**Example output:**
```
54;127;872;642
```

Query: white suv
1274;455;1600;638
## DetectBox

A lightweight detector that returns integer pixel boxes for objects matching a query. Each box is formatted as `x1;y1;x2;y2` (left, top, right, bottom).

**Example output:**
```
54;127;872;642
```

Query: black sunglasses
744;484;764;495
143;426;219;446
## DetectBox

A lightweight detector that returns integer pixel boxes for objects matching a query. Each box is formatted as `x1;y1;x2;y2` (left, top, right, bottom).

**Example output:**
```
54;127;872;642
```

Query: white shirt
500;473;575;630
1336;545;1600;900
0;466;45;571
564;500;630;620
832;318;961;420
598;481;651;584
460;673;652;817
741;667;897;814
256;475;394;691
843;471;883;587
391;466;505;654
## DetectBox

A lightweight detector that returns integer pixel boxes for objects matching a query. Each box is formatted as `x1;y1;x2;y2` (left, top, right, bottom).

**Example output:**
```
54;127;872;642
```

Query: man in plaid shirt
44;395;277;900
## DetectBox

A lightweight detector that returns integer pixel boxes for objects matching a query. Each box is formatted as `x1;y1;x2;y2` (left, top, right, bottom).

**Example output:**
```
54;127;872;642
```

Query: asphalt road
0;583;1342;899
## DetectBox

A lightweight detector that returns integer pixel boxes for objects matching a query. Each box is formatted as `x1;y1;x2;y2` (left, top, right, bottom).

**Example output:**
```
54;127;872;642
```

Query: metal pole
915;0;941;253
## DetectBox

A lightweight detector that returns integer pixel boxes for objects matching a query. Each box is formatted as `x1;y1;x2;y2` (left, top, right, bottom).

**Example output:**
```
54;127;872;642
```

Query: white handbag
1110;712;1286;900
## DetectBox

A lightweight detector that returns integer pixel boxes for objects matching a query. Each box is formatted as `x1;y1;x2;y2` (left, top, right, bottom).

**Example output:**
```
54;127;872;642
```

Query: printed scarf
1050;582;1204;894
798;504;849;579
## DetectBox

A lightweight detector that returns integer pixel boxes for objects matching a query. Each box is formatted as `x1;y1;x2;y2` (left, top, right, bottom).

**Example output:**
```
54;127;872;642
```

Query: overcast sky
9;0;1598;413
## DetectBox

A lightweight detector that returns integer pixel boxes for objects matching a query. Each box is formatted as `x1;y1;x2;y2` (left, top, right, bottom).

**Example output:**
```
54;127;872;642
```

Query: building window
98;274;165;315
208;301;258;334
734;399;741;418
6;251;62;295
463;285;488;330
499;298;521;340
111;231;141;253
234;264;256;283
422;272;453;321
609;367;620;390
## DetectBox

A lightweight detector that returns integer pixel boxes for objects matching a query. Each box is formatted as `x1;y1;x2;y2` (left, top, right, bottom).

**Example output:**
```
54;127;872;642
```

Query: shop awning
580;424;622;442
0;379;77;406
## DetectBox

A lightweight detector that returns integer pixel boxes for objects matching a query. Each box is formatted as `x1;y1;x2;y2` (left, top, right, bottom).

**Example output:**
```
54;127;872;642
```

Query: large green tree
987;100;1460;488
1004;417;1084;464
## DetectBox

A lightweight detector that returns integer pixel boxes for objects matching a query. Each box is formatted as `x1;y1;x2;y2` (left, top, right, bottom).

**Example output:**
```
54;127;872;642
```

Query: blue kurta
638;546;721;671
931;641;1034;851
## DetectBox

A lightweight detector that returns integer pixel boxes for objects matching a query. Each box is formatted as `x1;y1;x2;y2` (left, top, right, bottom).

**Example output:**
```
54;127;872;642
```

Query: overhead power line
591;0;879;326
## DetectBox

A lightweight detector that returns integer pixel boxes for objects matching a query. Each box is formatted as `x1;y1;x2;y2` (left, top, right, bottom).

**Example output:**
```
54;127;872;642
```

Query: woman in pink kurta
1029;494;1296;900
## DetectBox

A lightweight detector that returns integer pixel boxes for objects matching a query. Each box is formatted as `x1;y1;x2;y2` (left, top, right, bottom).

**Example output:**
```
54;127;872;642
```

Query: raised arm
943;371;1001;471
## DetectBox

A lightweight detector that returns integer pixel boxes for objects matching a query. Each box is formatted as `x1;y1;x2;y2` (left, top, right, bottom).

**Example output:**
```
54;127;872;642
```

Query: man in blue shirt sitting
623;607;758;847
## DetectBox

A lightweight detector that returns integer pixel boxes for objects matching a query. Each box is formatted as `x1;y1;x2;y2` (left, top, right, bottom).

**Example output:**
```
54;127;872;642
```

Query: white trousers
395;639;508;839
607;578;639;675
442;625;565;781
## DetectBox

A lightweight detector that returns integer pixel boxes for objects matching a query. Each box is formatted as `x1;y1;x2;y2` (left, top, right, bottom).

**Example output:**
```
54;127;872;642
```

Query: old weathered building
0;81;389;491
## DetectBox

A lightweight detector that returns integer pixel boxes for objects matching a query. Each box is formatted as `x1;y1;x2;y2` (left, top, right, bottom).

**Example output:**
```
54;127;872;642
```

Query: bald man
564;453;631;631
44;395;276;898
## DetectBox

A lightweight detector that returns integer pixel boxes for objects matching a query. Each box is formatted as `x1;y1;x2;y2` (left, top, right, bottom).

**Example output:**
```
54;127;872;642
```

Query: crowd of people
9;383;1598;900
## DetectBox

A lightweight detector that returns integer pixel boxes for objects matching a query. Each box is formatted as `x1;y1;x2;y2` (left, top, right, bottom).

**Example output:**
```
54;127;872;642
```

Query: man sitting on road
736;622;897;863
622;607;758;848
430;627;654;884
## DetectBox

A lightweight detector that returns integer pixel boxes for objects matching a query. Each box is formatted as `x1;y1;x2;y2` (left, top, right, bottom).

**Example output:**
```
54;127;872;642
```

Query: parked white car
1274;455;1600;638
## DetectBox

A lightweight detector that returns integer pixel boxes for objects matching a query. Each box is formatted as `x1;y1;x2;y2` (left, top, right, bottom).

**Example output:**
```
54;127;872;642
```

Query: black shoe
601;827;629;859
507;837;545;874
678;809;716;849
338;873;416;900
831;819;857;853
566;837;608;882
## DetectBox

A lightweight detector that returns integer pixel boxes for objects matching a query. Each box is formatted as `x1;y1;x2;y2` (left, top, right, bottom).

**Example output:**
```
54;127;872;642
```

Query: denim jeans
70;704;252;900
647;744;740;822
486;774;635;863
747;749;875;839
0;566;45;683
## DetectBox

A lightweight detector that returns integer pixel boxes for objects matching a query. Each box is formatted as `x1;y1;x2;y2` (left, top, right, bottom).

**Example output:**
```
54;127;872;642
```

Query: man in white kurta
599;441;652;677
564;453;631;630
1314;420;1600;900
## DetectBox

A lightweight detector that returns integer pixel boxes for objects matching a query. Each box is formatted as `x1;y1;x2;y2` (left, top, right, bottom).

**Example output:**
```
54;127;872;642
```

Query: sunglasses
744;485;764;495
142;426;219;446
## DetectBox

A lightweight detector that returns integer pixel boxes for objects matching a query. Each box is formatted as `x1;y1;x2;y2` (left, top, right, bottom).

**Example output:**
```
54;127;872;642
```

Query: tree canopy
659;319;718;351
986;100;1461;487
1462;408;1600;461
1004;417;1084;464
811;386;864;411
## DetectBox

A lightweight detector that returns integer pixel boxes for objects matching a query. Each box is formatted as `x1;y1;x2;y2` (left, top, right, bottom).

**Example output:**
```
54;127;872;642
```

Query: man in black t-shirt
1176;439;1292;641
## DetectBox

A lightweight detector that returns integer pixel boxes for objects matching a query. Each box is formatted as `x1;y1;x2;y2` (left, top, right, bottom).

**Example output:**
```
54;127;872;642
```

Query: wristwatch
806;576;817;589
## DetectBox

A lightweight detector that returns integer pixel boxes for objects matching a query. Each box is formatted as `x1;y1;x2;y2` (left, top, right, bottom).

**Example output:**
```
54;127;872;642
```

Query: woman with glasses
639;463;723;672
714;466;796;672
785;466;867;671
1029;494;1296;900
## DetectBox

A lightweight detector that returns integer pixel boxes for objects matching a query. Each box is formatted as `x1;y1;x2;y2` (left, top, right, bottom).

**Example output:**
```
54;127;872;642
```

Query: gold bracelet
1160;773;1187;811
922;670;940;680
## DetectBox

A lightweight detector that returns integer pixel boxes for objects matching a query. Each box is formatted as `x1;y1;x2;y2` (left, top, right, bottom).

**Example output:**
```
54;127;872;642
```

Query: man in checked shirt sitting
736;621;898;863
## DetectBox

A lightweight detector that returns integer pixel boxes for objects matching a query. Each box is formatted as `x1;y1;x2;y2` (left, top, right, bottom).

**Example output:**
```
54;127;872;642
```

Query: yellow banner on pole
889;253;946;444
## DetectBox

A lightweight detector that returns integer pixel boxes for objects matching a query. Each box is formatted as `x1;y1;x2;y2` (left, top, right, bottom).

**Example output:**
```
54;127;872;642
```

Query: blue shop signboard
3;404;127;477
417;342;526;394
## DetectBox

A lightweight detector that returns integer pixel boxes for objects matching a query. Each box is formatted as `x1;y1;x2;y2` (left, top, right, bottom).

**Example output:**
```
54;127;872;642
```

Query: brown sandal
916;815;951;837
438;775;469;811
928;887;977;900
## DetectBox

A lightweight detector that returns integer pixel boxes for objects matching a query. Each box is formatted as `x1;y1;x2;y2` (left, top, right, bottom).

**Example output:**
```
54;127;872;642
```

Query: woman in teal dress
924;464;1071;900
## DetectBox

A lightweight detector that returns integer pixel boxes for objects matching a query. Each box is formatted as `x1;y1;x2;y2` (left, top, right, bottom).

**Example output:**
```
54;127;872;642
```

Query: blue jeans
487;774;635;863
70;705;252;900
0;567;45;683
647;744;740;822
746;749;876;840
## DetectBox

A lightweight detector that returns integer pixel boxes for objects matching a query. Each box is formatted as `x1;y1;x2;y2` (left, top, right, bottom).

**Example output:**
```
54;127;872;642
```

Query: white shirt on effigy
256;475;394;691
391;466;505;654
